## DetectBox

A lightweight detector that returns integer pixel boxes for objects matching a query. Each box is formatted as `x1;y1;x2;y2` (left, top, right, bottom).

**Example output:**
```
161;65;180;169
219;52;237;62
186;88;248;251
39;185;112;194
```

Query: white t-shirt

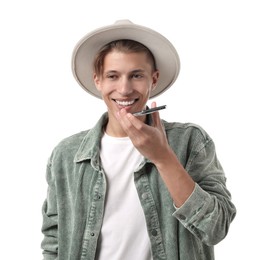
96;132;152;260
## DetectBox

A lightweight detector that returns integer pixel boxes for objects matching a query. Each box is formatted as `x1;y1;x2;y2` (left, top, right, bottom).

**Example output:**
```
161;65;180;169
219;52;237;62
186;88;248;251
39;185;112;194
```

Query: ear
152;70;159;91
93;73;102;91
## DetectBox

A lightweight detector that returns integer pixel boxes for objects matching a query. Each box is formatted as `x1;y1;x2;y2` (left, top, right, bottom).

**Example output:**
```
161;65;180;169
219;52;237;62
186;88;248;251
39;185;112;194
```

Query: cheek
98;82;115;97
138;83;152;96
143;87;151;99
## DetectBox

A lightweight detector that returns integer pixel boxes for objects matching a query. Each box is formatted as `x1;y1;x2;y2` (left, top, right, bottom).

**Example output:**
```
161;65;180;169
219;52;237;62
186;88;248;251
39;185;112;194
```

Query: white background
0;0;261;259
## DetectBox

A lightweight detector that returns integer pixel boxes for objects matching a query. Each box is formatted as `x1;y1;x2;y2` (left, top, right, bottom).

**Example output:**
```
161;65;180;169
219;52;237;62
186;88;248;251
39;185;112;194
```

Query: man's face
94;50;159;121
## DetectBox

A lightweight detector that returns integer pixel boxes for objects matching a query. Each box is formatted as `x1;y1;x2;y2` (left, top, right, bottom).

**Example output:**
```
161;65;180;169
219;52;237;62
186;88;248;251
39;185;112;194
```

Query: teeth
115;100;136;106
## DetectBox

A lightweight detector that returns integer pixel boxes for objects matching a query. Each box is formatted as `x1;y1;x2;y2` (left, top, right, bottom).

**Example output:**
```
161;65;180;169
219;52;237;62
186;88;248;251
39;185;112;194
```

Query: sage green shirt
41;113;236;260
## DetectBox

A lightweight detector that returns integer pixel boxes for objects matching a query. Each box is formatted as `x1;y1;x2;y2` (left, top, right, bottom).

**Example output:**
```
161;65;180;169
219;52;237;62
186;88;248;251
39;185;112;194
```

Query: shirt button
177;214;186;220
151;229;158;236
94;194;101;200
90;232;95;237
142;193;148;200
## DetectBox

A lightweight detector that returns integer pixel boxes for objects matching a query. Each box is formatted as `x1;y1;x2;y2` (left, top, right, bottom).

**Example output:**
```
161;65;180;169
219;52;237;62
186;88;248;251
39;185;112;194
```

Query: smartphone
133;105;167;116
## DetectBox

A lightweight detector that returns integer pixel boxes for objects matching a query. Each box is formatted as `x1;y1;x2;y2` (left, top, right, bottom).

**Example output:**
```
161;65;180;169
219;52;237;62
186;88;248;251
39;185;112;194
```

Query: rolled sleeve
173;183;211;222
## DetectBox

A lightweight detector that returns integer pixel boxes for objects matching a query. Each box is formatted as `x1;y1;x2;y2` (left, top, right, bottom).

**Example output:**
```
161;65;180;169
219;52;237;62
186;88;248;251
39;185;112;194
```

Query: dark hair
93;39;157;76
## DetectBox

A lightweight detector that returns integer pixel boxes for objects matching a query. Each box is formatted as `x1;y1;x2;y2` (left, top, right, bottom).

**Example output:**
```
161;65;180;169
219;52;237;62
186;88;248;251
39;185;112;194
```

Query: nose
118;77;133;96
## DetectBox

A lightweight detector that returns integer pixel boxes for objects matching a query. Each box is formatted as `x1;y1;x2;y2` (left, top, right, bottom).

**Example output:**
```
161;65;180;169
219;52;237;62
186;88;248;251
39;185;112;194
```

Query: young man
41;20;236;260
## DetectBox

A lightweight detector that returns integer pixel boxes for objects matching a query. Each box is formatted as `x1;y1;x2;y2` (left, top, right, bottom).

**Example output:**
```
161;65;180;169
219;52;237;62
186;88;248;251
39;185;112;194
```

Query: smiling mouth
113;99;138;106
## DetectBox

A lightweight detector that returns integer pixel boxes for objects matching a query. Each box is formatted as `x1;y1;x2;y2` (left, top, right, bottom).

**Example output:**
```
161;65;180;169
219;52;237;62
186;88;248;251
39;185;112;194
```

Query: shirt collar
73;111;154;163
74;112;108;163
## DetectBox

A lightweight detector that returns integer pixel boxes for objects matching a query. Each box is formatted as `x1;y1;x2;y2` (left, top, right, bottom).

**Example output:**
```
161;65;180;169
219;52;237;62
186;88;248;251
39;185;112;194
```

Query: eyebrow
104;70;117;74
104;69;145;74
130;69;145;73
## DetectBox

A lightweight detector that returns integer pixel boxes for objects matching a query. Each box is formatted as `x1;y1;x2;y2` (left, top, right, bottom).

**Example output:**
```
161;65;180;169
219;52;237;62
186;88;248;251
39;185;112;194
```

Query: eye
106;73;118;80
131;73;143;79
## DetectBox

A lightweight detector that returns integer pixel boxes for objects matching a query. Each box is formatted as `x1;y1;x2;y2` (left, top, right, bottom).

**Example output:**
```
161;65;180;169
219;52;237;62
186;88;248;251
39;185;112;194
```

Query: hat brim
72;20;180;99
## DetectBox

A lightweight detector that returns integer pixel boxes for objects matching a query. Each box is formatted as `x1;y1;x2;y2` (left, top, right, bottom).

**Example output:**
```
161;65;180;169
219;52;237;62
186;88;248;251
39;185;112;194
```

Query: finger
117;109;143;137
150;101;162;128
151;101;157;108
117;109;132;129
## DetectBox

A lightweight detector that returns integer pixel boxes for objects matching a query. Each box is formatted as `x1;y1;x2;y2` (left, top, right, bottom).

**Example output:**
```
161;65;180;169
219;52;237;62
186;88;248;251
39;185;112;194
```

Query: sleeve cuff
172;183;212;224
